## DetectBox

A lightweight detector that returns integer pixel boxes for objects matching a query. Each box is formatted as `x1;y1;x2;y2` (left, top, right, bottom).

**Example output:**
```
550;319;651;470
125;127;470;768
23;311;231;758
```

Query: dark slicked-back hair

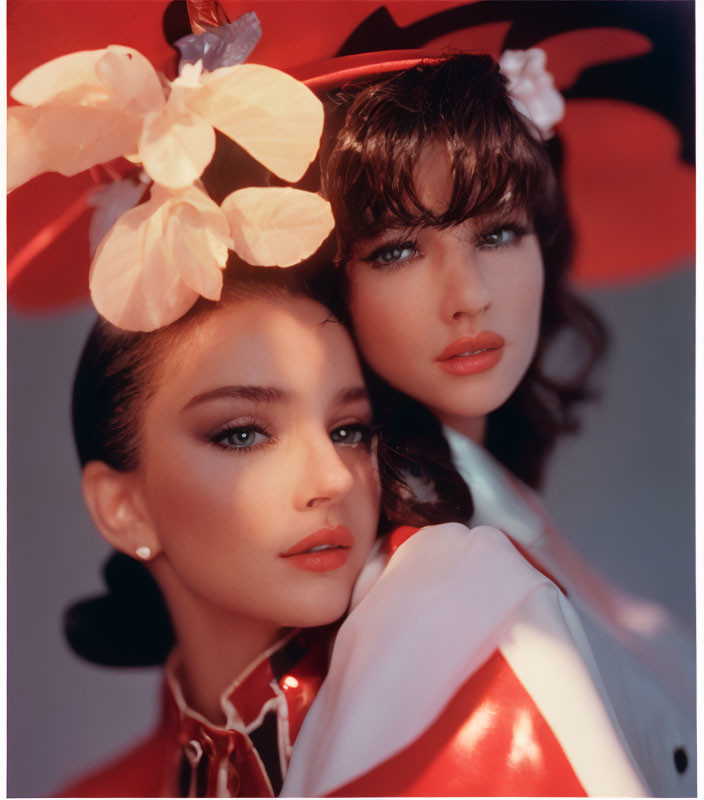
68;258;472;667
321;53;607;488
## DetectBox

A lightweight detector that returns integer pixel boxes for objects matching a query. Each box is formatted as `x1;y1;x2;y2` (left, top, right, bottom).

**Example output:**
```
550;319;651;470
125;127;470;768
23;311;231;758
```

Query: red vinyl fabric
57;628;331;798
328;650;587;797
280;523;649;797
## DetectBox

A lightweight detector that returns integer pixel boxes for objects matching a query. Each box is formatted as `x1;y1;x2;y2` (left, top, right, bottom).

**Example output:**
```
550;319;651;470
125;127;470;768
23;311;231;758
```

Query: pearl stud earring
135;546;152;561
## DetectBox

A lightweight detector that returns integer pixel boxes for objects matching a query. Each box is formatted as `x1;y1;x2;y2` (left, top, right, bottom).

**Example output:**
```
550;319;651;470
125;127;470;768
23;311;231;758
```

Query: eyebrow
181;384;369;413
360;219;421;244
182;385;288;412
333;386;370;406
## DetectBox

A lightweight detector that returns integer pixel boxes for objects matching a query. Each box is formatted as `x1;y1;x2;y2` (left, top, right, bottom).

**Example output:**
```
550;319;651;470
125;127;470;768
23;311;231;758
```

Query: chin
436;379;523;422
279;587;352;629
430;396;503;425
427;354;535;417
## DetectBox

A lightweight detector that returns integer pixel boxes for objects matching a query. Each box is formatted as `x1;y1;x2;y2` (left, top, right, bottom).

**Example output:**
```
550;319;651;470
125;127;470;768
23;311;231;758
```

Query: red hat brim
7;1;694;313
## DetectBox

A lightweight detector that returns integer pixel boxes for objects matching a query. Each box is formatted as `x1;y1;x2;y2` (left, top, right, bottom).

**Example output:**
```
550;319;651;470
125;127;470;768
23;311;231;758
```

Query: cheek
142;450;298;618
519;256;545;349
491;246;544;343
348;270;427;369
143;448;282;558
344;447;382;525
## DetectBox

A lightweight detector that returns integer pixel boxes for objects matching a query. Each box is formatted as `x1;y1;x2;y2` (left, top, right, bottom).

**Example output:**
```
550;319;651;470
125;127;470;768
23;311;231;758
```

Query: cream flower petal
173;61;205;89
178;183;235;248
139;102;216;189
222;187;334;267
90;194;199;331
8;104;141;188
88;177;149;256
10;49;109;106
165;205;226;300
94;47;165;114
10;46;163;113
189;64;324;182
7;108;47;191
163;185;232;298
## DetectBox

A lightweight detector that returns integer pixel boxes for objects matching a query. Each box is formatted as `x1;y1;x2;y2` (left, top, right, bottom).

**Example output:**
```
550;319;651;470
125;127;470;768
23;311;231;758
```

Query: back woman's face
345;144;545;434
135;294;380;630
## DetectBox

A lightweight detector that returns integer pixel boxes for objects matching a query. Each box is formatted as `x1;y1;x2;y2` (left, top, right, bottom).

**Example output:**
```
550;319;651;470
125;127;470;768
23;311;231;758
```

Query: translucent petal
139;102;216;189
89;194;199;331
95;46;165;114
8;104;140;189
11;49;108;106
222;187;334;267
87;177;148;256
163;186;231;298
190;64;324;182
10;46;163;113
173;61;205;89
165;205;225;300
179;183;234;246
7;108;47;191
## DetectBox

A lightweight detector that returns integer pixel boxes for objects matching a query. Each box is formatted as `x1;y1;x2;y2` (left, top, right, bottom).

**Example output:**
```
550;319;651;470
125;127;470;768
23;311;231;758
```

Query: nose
439;237;491;323
295;434;356;512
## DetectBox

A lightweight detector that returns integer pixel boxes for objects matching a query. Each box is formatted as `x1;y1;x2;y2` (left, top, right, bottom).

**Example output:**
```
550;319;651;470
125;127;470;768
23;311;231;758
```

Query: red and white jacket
59;627;333;797
443;428;696;796
282;523;650;796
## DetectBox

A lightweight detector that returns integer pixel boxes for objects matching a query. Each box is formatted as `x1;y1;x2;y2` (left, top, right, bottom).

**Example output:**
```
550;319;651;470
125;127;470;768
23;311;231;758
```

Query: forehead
156;295;363;401
413;141;454;212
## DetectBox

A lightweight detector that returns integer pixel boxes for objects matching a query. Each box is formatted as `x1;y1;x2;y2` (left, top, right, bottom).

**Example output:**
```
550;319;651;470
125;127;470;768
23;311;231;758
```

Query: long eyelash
362;239;418;269
353;422;379;447
332;421;380;450
207;420;273;453
476;220;531;248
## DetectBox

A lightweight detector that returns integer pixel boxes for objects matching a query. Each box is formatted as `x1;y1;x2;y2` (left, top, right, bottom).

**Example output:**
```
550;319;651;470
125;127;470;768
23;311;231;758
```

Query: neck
439;413;487;444
152;560;286;725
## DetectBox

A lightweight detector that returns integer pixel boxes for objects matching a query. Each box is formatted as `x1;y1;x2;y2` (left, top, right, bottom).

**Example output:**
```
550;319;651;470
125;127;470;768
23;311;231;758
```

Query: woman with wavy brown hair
280;52;694;796
8;15;692;795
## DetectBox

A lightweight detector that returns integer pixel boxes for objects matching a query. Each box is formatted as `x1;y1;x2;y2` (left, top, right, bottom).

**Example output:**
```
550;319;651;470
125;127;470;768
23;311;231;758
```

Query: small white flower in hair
499;48;565;140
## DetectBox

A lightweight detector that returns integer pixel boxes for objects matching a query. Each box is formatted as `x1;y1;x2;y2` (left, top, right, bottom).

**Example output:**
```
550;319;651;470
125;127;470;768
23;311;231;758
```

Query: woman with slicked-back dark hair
7;39;478;795
8;9;692;793
61;249;489;796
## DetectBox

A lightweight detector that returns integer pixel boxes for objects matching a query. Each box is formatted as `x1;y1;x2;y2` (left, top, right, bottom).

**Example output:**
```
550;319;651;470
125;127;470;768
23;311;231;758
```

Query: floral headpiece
8;19;334;331
8;7;565;333
498;48;565;140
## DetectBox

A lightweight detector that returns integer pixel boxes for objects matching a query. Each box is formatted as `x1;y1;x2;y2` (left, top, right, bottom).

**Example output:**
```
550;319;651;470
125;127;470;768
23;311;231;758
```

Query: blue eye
330;424;373;447
365;241;417;268
212;426;269;451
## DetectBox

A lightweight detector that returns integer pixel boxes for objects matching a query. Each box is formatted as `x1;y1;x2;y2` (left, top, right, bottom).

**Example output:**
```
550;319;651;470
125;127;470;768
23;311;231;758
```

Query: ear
81;461;161;561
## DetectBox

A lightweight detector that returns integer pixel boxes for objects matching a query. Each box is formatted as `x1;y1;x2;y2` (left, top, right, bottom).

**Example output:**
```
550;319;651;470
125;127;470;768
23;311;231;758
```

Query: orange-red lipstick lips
280;525;354;572
436;332;505;375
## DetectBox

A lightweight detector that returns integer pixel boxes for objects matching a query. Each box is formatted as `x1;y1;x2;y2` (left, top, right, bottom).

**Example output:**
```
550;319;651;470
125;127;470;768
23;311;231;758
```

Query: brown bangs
322;54;555;264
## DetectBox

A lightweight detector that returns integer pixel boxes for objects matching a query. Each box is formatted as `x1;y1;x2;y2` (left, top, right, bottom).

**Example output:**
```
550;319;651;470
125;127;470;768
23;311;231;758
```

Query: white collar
164;627;299;730
442;425;546;545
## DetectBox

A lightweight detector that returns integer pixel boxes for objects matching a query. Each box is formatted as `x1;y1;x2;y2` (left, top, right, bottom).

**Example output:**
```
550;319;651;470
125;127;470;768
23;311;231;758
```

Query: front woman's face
346;145;545;432
136;294;380;630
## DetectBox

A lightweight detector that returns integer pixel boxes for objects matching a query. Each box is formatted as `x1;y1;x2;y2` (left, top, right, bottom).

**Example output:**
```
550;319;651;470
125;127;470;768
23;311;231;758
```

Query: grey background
7;262;695;797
